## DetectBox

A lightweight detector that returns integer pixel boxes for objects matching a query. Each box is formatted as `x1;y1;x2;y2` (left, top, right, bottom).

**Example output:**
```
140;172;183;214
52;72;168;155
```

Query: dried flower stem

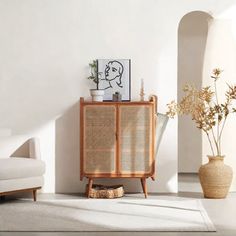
218;116;228;153
214;79;222;155
205;131;215;156
211;128;219;155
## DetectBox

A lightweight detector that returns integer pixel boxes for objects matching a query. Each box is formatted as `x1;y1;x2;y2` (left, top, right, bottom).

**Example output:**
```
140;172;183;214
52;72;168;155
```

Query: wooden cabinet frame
80;96;157;198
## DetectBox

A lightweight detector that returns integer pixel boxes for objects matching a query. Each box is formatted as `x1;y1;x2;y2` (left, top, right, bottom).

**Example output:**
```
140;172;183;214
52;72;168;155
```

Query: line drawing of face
105;61;124;88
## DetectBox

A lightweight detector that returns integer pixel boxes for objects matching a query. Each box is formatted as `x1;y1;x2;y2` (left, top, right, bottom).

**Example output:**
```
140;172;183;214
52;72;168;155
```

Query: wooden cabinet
80;97;157;197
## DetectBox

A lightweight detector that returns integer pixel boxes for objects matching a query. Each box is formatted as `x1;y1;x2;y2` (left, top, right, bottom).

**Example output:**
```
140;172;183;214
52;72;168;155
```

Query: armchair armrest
10;137;41;160
29;138;41;160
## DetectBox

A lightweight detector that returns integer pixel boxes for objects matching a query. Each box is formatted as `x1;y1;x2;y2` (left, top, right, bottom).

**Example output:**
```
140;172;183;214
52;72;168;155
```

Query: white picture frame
97;59;131;101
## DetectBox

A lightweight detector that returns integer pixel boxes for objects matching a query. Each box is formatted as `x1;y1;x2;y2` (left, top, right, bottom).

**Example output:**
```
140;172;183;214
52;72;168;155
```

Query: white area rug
0;198;215;232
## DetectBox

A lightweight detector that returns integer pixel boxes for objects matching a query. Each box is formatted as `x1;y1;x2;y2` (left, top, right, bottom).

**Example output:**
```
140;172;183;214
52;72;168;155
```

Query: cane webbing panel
83;105;116;173
119;105;152;173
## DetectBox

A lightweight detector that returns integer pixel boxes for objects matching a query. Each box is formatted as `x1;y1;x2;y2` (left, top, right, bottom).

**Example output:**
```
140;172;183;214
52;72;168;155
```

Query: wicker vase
199;156;233;199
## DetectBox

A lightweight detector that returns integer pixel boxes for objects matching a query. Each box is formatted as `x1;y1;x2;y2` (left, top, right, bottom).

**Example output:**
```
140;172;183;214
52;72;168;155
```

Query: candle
140;78;145;101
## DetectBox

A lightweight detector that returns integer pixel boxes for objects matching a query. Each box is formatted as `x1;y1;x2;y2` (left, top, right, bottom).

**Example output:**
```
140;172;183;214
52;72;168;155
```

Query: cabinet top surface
80;97;156;105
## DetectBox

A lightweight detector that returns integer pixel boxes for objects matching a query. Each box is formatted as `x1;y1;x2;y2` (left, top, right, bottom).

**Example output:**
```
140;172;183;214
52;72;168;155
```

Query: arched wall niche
178;11;213;173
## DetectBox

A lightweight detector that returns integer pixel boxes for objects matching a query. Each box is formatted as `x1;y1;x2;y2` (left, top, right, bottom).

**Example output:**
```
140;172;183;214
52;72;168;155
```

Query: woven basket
199;156;233;199
86;184;124;199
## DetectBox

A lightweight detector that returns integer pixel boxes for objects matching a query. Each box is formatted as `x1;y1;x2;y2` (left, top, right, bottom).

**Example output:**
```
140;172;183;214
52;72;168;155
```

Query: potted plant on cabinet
87;60;104;102
167;69;236;198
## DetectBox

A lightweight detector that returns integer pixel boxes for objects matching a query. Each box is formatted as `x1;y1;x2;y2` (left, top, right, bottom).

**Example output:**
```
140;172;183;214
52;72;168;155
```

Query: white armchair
0;138;45;201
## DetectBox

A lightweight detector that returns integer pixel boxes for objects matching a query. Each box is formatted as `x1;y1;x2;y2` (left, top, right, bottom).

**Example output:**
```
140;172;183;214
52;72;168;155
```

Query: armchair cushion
0;176;44;193
0;158;45;180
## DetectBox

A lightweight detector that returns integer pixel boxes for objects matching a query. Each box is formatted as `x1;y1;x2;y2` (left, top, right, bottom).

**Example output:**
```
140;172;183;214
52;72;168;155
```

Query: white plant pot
90;89;104;102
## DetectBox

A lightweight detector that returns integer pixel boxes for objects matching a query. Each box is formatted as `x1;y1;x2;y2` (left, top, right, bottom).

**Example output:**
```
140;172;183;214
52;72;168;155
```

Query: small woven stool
86;184;124;198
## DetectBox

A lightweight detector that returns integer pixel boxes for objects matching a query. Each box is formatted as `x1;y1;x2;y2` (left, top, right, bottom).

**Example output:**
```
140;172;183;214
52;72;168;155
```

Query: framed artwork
97;59;131;101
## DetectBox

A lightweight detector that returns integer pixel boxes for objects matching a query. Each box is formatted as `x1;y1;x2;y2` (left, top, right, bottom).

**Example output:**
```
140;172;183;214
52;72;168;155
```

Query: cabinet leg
141;178;148;198
87;178;93;198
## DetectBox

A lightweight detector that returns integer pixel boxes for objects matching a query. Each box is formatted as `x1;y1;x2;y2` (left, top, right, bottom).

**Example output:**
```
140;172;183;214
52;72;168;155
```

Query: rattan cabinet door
119;105;153;174
83;105;116;174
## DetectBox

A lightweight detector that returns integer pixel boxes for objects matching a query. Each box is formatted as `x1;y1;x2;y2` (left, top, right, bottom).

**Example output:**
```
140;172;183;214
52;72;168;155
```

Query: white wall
0;0;236;193
178;12;211;173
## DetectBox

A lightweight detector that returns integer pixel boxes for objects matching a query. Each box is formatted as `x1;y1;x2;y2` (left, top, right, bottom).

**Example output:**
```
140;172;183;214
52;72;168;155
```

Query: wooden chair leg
87;178;93;198
32;189;37;201
140;178;148;198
